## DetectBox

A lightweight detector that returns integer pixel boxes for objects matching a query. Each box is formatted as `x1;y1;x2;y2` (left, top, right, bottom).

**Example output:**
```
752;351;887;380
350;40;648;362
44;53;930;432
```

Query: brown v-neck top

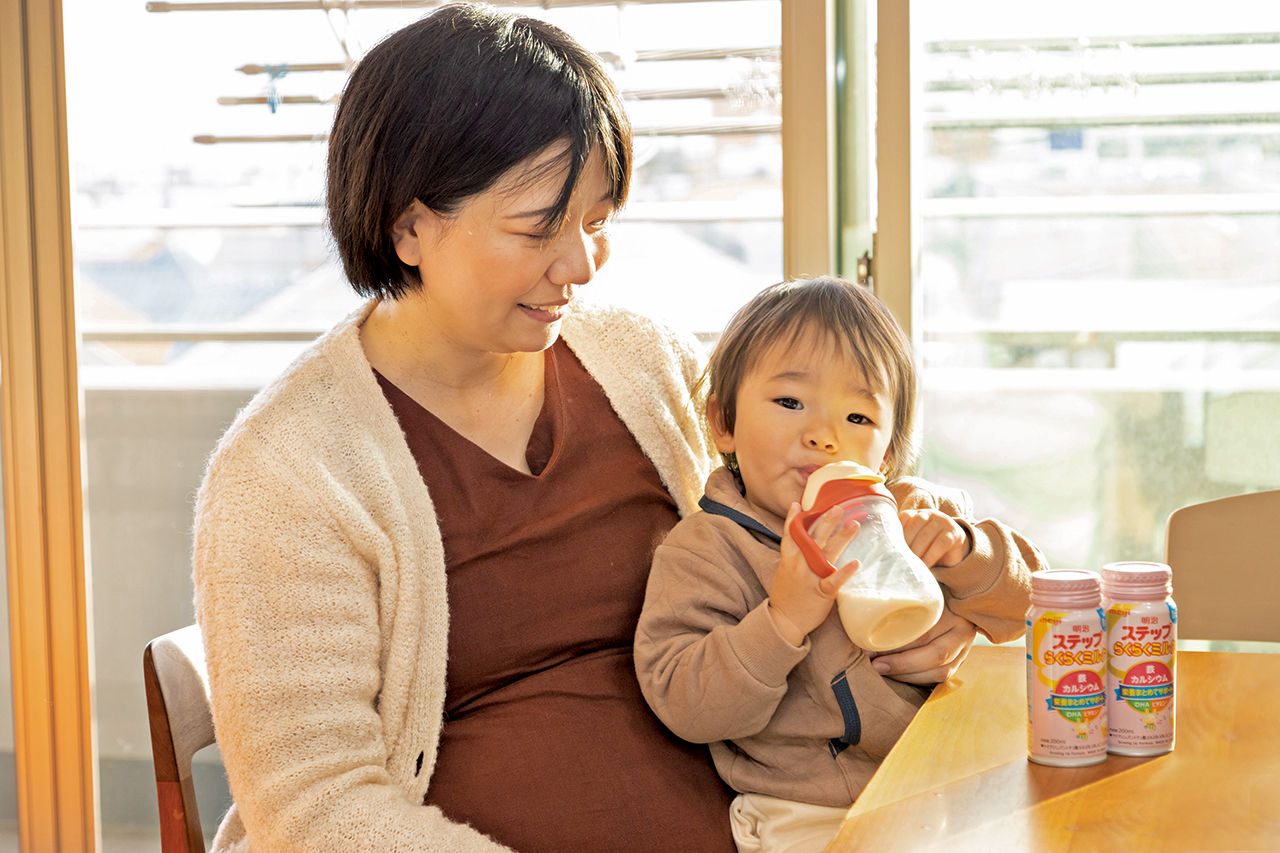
376;338;735;853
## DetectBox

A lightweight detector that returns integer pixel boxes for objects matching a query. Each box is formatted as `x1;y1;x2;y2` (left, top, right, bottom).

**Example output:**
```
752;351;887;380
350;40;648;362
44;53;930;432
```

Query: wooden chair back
1165;490;1280;643
143;624;215;853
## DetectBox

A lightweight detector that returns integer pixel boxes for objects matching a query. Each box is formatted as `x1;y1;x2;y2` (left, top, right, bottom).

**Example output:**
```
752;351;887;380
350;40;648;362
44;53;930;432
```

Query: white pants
729;792;850;853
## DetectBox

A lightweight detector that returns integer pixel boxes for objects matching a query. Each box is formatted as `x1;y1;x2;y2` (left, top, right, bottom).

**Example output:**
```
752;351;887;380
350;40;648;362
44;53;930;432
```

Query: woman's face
391;144;617;357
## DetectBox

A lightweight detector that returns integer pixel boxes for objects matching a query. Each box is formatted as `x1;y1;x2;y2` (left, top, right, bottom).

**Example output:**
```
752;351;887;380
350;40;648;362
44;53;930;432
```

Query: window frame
1;0;839;847
0;0;99;850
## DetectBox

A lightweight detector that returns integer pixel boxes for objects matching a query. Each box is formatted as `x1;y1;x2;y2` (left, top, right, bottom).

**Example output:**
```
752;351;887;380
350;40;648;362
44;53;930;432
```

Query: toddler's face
709;336;895;522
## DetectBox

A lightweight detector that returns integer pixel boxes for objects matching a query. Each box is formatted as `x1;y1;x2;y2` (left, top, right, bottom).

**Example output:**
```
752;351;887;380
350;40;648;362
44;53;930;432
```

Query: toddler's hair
704;276;918;479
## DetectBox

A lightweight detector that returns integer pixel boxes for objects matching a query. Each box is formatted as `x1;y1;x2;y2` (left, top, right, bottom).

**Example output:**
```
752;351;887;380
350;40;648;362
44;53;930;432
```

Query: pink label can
1027;570;1108;766
1103;561;1176;756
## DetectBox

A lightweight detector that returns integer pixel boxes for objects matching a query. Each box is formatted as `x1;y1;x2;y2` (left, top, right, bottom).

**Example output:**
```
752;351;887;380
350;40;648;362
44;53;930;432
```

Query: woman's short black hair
327;3;632;299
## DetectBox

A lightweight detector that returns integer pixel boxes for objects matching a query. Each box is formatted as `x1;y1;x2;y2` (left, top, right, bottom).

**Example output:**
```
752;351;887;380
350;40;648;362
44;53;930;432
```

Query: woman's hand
767;504;861;647
867;604;976;685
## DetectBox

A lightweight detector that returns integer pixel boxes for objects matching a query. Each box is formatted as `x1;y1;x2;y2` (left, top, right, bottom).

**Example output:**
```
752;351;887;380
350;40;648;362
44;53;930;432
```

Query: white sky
61;0;1280;203
60;0;783;205
61;0;1280;347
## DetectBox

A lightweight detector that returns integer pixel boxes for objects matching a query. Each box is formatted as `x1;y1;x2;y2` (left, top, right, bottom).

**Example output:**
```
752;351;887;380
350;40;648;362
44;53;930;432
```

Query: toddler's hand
899;509;971;568
868;605;976;684
768;503;860;647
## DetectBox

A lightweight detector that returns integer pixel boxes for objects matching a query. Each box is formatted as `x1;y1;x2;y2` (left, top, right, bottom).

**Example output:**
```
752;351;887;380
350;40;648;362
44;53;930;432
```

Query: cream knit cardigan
192;299;711;853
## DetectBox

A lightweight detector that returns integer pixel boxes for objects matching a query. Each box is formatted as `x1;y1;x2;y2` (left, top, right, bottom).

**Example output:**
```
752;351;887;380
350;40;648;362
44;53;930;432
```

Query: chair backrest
1164;490;1280;643
144;624;215;853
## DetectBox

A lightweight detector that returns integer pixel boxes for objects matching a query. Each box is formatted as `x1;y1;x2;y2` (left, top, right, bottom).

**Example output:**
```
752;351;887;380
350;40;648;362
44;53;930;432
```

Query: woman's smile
519;299;571;322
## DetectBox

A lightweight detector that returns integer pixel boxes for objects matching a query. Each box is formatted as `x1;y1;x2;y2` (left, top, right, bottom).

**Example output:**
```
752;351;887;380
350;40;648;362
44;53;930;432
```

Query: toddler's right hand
768;503;860;647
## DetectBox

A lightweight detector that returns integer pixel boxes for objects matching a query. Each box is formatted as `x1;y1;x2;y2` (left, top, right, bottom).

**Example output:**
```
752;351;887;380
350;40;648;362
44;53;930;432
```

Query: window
63;0;787;842
72;1;786;390
888;1;1280;570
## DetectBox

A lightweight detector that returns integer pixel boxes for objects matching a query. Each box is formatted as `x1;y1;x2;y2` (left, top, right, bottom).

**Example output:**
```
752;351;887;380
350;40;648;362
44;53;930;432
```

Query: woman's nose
549;228;609;287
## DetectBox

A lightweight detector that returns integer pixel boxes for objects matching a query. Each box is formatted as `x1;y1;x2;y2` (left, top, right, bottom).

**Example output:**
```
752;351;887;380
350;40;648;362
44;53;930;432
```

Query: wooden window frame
782;0;838;279
0;0;99;850
0;2;846;848
871;0;915;337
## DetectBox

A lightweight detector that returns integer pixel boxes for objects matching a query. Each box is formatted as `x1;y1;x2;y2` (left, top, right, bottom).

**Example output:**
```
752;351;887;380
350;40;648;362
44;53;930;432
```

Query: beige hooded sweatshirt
635;465;1043;808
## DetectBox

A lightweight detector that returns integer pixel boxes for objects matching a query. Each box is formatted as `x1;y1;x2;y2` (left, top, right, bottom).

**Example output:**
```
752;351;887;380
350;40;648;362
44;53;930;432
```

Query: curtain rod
148;0;737;12
928;70;1280;93
928;33;1280;53
235;46;779;76
193;118;781;144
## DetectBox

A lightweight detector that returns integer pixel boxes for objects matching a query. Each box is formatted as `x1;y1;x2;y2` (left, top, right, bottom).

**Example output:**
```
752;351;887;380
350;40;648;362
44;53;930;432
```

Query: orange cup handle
788;507;838;578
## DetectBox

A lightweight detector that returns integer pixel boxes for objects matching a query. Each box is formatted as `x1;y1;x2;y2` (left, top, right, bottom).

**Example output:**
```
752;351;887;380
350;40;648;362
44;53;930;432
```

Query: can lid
1102;561;1172;601
1030;569;1101;609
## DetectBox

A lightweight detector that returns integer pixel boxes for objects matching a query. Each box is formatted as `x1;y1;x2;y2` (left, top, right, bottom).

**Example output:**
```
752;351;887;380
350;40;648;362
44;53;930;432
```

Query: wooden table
826;647;1280;852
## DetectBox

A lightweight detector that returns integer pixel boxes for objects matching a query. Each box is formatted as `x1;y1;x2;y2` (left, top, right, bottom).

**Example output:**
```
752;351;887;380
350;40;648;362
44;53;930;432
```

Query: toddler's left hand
899;509;971;568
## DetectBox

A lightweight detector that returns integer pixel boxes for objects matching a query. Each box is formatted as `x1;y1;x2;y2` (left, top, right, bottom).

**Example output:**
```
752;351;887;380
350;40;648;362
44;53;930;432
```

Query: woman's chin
496;319;563;355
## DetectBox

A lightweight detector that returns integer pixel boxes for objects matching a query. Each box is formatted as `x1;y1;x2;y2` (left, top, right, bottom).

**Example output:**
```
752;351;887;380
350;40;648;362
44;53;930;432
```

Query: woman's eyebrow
506;204;559;221
508;191;615;220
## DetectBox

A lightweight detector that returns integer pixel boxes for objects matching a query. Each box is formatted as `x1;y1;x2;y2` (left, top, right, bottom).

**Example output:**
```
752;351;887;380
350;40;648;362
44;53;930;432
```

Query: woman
192;6;976;852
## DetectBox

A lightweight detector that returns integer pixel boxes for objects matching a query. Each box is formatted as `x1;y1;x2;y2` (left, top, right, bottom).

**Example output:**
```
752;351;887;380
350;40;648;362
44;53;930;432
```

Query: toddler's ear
878;450;892;478
705;395;736;455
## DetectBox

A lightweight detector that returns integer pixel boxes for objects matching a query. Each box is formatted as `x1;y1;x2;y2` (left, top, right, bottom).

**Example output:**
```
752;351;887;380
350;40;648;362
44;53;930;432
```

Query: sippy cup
788;462;945;651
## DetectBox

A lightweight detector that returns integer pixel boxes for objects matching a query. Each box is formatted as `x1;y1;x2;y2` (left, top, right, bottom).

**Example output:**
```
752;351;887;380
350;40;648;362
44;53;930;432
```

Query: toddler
635;277;1044;853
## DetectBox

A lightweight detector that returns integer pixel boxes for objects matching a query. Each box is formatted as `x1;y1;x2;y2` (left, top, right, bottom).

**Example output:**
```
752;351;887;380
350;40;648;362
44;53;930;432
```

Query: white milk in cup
789;462;944;651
